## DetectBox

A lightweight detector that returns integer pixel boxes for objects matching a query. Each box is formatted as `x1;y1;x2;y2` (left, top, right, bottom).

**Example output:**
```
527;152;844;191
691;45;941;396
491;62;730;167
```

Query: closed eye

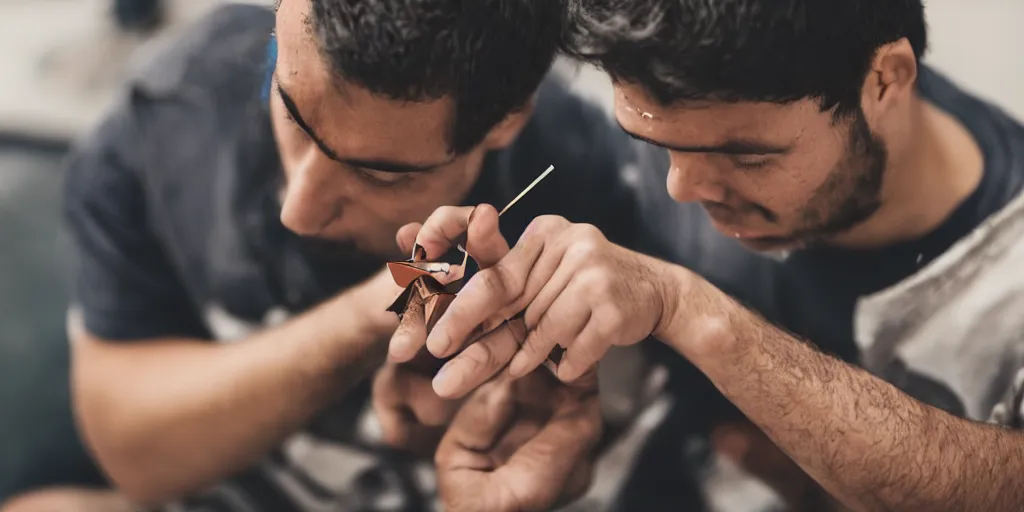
350;166;414;188
728;154;773;170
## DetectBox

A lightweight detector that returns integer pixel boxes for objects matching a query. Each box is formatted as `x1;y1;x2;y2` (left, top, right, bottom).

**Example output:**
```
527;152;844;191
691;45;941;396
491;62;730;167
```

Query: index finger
416;204;509;268
426;216;570;358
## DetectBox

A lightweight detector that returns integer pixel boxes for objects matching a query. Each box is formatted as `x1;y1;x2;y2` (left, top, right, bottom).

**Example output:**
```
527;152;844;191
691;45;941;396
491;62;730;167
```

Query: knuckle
599;307;624;333
573;223;606;242
480;263;522;301
577;267;612;295
435;205;461;220
463;341;499;374
523;328;549;358
530;215;569;236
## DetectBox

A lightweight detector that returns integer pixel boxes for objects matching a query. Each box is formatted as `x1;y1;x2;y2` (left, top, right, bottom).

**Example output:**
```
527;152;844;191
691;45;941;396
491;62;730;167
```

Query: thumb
396;222;423;258
463;204;509;269
443;380;515;453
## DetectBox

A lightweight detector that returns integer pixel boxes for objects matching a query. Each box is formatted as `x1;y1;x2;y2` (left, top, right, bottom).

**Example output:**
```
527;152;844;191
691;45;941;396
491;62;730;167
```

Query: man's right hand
435;367;601;512
372;348;464;456
70;265;403;504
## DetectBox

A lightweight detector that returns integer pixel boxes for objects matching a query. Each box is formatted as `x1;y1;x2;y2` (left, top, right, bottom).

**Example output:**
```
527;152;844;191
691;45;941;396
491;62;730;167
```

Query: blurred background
1;0;1022;509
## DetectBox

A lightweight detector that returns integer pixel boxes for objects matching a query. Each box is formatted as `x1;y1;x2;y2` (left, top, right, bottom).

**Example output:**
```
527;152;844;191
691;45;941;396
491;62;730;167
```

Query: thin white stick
458;164;556;270
499;164;556;216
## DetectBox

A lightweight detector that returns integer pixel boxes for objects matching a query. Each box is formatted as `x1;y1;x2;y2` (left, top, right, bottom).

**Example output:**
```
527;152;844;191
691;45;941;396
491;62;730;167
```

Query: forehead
275;0;456;160
612;82;836;150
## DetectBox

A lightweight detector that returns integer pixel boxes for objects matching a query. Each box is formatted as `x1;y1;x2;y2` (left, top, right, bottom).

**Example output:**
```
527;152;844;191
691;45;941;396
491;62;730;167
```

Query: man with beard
389;0;1024;510
24;1;640;511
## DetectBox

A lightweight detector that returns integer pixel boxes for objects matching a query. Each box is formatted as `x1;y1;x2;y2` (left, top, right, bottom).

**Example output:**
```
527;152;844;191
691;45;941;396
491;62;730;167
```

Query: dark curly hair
308;0;565;154
564;0;927;118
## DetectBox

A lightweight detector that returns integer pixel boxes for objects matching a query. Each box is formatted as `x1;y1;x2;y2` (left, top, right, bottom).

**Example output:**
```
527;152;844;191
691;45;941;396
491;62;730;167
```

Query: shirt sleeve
64;90;209;342
989;366;1024;428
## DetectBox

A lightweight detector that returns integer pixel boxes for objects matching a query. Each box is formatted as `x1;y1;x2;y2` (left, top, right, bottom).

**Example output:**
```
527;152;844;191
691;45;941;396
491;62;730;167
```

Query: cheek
735;157;838;216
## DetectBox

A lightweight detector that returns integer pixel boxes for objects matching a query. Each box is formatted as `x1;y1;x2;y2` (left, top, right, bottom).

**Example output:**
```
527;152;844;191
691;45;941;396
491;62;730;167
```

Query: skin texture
270;0;529;260
435;369;601;512
70;0;546;506
0;488;132;512
658;277;1024;512
73;270;400;504
389;39;1008;511
613;40;981;253
378;205;604;511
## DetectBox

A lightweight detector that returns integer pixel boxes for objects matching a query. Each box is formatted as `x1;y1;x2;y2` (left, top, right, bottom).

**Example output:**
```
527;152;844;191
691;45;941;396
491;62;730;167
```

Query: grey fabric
0;144;103;501
62;5;650;511
857;189;1024;423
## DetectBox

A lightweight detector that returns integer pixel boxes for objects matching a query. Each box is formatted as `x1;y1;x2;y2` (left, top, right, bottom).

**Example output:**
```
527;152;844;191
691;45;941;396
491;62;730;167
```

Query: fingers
372;361;460;450
372;365;416;447
395;222;422;258
437;381;516;464
498;397;602;510
388;291;428;362
461;204;509;268
410;206;475;260
558;460;595;508
428;216;571;358
508;286;590;378
373;362;456;424
432;319;527;399
477;227;578;335
557;316;610;383
412;204;509;267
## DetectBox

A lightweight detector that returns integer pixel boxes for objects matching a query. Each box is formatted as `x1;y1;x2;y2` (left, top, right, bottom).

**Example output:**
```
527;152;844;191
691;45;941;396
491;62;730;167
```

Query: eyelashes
728;155;773;170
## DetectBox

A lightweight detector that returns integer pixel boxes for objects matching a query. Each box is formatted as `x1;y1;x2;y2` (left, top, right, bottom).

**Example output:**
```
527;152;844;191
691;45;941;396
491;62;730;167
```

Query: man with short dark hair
55;1;639;511
395;1;1024;510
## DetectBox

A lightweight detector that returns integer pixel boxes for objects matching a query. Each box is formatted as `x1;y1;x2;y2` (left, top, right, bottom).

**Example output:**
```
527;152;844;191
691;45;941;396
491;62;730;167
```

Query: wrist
652;263;743;364
350;269;403;338
312;274;399;373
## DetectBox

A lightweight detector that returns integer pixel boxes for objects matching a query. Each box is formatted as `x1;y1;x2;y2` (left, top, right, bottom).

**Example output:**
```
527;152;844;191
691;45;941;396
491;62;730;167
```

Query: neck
830;94;984;250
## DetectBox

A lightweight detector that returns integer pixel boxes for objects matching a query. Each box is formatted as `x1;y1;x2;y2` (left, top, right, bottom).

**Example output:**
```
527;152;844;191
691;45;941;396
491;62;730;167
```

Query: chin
735;235;807;254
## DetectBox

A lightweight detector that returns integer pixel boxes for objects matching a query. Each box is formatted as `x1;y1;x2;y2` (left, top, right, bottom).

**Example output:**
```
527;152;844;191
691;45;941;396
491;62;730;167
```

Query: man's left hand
435;366;601;512
393;207;688;398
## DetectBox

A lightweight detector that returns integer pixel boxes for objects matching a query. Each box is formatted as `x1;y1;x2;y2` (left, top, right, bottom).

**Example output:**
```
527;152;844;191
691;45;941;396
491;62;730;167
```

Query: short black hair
565;0;927;117
308;0;565;154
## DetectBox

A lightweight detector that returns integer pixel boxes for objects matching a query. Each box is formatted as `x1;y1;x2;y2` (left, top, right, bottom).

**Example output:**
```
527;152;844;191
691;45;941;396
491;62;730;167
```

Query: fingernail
433;362;453;396
507;353;528;378
388;339;409;361
556;357;574;383
426;332;451;357
391;333;421;361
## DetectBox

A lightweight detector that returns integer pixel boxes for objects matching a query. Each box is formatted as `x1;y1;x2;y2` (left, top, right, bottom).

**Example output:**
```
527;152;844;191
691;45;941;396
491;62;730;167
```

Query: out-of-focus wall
561;0;1024;124
923;0;1024;122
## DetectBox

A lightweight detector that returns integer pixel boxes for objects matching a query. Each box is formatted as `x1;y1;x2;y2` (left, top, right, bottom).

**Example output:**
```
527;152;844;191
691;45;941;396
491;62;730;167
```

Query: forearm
72;281;397;504
661;274;1024;512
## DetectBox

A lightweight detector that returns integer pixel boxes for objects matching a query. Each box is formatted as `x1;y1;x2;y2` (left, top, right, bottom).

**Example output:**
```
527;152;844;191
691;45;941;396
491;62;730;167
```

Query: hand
350;266;406;338
371;348;463;456
394;206;685;398
388;205;512;363
435;366;601;512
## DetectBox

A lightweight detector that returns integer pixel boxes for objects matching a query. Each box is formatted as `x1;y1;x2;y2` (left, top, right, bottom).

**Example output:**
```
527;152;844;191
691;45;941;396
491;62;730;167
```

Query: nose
279;157;342;237
665;154;727;204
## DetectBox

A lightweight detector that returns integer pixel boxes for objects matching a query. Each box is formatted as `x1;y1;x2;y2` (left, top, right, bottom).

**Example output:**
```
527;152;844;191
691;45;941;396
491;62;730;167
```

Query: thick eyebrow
274;75;456;173
617;121;791;155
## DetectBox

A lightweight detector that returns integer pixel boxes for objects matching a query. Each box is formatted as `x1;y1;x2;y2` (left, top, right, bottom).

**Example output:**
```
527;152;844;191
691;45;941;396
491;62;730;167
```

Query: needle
458;164;555;269
499;164;556;216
